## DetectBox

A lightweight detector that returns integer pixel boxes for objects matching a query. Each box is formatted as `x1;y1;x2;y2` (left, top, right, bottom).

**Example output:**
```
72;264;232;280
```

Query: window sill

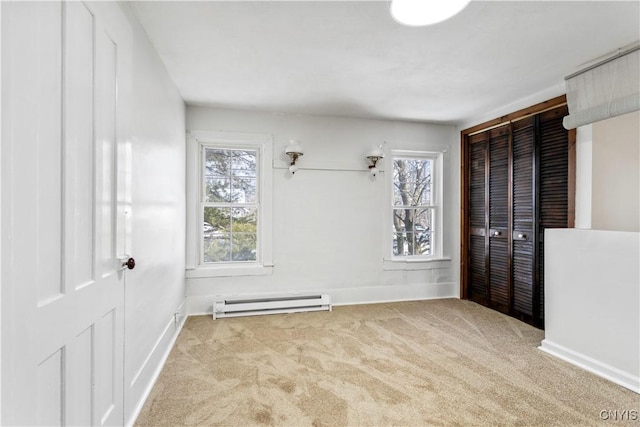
186;264;274;278
383;257;451;271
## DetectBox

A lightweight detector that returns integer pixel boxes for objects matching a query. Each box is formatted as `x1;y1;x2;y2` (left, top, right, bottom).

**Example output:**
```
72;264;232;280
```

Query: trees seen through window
202;148;259;263
392;157;434;257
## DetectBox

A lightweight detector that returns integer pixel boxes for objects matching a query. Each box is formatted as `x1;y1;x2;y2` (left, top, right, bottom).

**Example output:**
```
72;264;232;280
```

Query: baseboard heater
213;294;332;319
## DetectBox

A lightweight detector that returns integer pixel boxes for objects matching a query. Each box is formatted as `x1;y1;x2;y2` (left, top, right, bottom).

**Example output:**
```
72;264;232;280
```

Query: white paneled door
2;2;132;425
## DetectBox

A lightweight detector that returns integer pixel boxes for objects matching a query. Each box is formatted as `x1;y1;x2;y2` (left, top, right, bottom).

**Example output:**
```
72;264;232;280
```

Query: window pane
392;208;407;234
393;159;432;206
231;207;257;232
405;232;417;255
392;209;408;255
392;207;433;257
414;230;432;256
205;149;230;177
231;150;257;177
415;209;431;255
231;178;257;203
204;233;231;263
204;207;231;232
205;177;231;202
232;233;257;261
413;208;432;234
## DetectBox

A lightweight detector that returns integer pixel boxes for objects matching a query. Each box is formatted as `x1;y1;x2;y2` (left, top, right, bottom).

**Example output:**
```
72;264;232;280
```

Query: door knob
122;257;135;270
493;231;501;237
518;233;526;239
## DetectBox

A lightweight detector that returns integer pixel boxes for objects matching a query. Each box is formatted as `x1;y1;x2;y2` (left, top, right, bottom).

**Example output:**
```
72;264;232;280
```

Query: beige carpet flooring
135;299;639;426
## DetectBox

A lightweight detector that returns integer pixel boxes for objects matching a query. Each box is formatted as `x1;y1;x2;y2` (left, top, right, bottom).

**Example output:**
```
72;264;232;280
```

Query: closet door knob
518;233;526;239
493;231;501;237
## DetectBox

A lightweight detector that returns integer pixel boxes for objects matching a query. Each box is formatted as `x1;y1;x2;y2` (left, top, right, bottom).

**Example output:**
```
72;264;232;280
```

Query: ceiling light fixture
390;0;471;27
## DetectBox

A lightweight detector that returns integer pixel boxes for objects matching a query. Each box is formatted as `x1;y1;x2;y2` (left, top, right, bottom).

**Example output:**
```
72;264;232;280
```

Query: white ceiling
131;1;640;125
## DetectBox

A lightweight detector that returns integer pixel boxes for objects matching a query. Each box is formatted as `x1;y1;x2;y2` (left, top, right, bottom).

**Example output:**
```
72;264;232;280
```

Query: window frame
384;149;444;264
186;130;273;278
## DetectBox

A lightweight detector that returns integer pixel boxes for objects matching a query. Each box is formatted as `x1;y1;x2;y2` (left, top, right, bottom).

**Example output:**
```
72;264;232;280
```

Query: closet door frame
460;95;576;311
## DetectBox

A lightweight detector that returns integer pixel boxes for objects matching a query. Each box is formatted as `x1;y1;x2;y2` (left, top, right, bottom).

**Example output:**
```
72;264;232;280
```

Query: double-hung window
390;150;443;260
202;147;259;263
187;131;273;276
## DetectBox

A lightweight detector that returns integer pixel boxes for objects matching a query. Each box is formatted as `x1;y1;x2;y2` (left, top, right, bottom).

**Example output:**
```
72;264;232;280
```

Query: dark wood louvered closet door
467;124;514;314
468;131;488;306
463;102;573;329
536;106;571;325
512;117;535;320
488;126;510;312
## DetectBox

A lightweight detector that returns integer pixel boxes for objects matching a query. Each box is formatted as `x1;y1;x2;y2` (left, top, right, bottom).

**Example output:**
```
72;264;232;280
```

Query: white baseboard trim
539;339;640;394
331;283;457;308
125;299;188;427
332;295;457;307
186;282;458;316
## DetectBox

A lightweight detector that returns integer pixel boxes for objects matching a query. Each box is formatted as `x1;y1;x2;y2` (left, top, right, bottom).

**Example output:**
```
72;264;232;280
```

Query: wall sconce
285;140;304;174
366;146;385;177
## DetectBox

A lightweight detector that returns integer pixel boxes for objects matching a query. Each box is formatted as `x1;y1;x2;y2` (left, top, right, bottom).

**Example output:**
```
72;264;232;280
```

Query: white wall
574;125;593;229
544;112;640;394
186;107;460;313
120;4;186;425
591;111;640;232
0;4;3;421
540;229;640;394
